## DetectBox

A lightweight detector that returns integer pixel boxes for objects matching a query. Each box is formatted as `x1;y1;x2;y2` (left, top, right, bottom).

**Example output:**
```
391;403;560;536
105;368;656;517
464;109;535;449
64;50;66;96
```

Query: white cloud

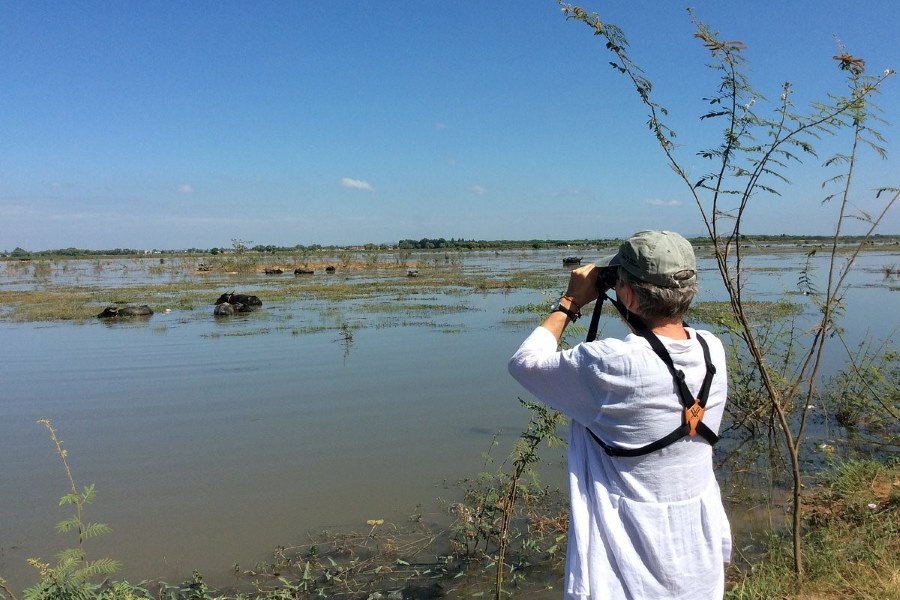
645;198;681;207
178;184;194;194
469;185;487;195
0;203;30;218
552;188;588;198
341;177;374;192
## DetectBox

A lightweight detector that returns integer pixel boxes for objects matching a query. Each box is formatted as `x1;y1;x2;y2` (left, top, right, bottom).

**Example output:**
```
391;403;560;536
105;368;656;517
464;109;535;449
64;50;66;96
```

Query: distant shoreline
4;234;899;259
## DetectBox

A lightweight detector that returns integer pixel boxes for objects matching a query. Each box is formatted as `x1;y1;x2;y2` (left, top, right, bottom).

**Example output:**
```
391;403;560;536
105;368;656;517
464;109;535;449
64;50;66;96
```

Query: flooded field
1;246;897;591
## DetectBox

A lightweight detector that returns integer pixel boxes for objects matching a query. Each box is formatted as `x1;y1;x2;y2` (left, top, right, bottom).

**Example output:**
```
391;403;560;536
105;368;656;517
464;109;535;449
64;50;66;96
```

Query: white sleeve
507;327;604;426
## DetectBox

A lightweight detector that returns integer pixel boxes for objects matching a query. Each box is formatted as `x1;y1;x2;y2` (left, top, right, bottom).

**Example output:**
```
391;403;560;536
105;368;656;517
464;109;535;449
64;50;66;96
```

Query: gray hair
618;268;697;324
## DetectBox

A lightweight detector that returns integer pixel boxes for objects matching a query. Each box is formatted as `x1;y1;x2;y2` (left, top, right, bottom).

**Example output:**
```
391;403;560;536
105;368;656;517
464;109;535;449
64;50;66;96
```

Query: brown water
1;248;897;591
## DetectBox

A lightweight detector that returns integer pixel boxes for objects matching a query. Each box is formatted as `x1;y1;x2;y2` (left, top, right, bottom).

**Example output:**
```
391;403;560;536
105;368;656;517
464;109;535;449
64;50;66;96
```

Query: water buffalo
213;302;247;316
325;265;336;274
264;268;283;275
215;291;262;309
97;305;153;318
294;268;314;275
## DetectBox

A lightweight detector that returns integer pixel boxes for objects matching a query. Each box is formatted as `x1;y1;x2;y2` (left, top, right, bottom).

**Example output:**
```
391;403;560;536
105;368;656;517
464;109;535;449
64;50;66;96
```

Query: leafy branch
20;420;121;600
560;0;896;582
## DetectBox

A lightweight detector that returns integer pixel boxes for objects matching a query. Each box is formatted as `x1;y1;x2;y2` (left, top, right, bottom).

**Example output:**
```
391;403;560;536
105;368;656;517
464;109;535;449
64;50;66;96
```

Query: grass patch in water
0;285;217;322
0;288;101;321
0;259;558;323
506;302;548;315
291;325;333;334
439;326;467;334
689;300;802;331
201;326;272;338
726;459;900;599
363;301;473;314
220;328;271;337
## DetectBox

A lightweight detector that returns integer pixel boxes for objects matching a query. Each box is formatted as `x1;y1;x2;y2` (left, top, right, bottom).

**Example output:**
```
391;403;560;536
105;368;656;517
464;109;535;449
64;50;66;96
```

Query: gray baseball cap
605;230;697;288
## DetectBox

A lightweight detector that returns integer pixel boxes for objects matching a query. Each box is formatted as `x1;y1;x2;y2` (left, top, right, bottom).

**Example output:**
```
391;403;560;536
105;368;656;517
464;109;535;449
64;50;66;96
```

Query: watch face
550;300;561;311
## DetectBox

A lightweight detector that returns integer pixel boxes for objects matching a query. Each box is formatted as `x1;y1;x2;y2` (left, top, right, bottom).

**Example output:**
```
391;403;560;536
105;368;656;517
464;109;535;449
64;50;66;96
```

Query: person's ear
617;281;640;314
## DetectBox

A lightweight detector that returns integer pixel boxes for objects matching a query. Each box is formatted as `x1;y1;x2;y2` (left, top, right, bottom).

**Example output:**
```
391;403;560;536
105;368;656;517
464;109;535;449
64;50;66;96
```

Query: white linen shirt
508;326;731;600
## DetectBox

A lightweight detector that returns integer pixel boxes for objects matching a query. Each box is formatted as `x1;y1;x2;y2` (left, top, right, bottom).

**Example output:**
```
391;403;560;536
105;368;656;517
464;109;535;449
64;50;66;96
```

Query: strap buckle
684;399;705;436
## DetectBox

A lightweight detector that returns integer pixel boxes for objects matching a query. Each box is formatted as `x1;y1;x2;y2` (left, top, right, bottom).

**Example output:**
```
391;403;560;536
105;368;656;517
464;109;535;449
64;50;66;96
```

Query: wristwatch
550;296;580;321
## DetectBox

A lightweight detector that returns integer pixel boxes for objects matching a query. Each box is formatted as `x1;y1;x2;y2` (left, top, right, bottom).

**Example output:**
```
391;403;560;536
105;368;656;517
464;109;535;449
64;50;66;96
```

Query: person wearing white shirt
508;230;731;599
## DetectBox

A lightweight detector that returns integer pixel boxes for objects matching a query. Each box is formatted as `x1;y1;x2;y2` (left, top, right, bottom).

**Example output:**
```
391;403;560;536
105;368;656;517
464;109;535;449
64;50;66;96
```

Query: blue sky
2;1;898;251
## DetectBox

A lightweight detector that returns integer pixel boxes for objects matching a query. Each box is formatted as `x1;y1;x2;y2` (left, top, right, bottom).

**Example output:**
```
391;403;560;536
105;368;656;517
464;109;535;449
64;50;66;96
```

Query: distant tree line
3;234;897;258
396;237;621;250
6;246;147;258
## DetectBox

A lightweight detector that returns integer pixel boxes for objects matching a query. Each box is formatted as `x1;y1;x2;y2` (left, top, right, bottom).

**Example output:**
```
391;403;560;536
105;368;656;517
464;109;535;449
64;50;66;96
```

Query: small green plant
337;251;354;268
448;400;567;599
335;322;355;360
213;238;259;274
396;249;412;268
493;400;566;599
20;419;121;600
32;261;52;282
822;340;899;449
726;459;900;598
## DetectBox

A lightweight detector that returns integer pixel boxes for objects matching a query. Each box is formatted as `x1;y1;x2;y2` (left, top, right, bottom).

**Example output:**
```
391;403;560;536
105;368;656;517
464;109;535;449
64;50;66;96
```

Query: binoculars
595;265;619;292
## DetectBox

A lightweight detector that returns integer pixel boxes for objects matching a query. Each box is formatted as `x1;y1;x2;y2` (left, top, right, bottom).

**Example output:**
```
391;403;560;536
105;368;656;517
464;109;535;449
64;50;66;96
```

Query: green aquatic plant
19;420;120;600
688;300;802;333
32;261;52;282
725;459;900;599
448;399;567;599
821;338;899;450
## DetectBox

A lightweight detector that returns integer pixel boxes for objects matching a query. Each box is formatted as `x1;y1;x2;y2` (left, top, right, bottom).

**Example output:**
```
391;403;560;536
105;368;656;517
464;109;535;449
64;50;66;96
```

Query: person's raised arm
540;263;600;341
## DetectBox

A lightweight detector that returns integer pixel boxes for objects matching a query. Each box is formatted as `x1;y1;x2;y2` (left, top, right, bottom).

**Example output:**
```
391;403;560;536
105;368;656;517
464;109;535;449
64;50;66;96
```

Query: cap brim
600;253;621;267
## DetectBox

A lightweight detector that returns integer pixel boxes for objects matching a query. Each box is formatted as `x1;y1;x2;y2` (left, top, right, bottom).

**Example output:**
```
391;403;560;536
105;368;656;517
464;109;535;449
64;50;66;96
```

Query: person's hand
564;263;600;309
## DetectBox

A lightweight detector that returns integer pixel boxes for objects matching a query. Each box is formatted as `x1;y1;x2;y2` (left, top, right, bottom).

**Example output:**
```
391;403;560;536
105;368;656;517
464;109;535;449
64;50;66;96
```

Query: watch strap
552;305;579;321
552;296;581;321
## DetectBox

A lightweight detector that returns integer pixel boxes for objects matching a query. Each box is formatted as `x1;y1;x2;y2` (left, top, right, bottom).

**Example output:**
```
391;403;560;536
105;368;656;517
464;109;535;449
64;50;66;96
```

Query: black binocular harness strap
584;294;719;458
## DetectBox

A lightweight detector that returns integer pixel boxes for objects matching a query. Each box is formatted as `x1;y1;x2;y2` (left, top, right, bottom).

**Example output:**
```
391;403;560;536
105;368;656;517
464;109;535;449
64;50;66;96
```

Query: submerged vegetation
726;459;900;599
0;250;563;323
0;241;888;325
1;418;896;600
